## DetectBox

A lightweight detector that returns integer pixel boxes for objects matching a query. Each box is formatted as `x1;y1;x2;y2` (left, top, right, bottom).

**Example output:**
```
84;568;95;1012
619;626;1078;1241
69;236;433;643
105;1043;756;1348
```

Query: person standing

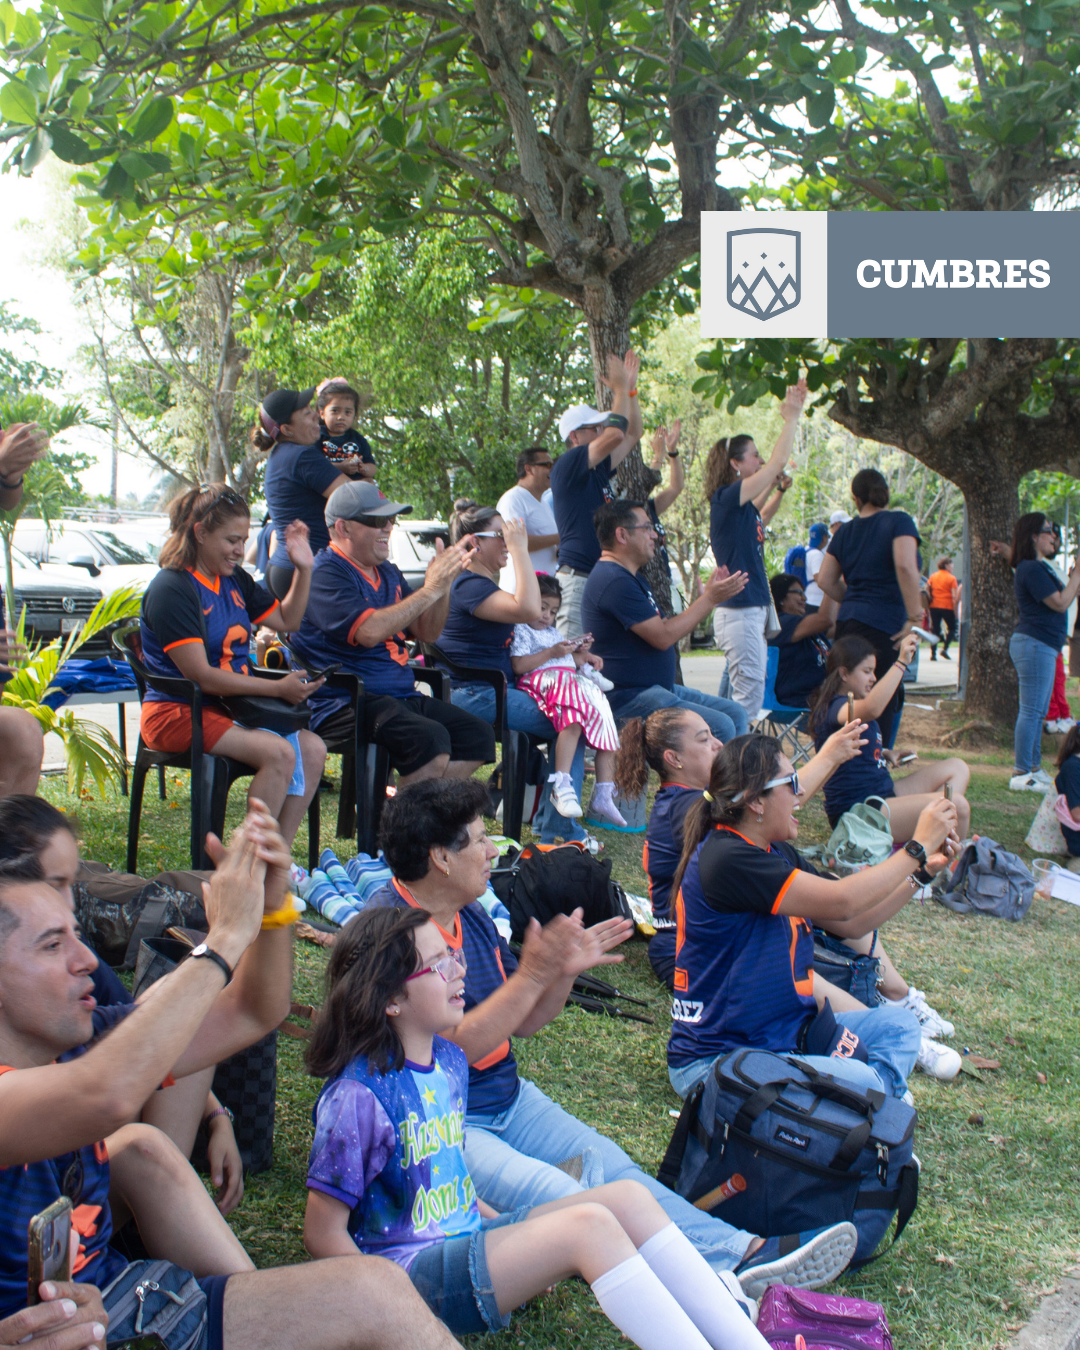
549;352;642;636
1006;513;1080;791
815;468;923;749
496;447;559;593
926;558;959;660
803;522;829;613
702;379;808;718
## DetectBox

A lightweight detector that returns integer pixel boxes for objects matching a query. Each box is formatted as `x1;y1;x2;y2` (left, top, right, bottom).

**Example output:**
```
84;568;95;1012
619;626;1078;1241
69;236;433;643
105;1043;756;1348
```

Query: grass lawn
46;695;1080;1350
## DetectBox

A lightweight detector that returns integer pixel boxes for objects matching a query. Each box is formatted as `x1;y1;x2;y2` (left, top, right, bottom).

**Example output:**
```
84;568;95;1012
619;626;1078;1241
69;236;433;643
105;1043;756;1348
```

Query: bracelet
261;894;302;930
666;451;679;458
204;1105;234;1127
894;661;909;671
0;473;23;490
914;865;935;885
605;412;629;432
628;388;638;397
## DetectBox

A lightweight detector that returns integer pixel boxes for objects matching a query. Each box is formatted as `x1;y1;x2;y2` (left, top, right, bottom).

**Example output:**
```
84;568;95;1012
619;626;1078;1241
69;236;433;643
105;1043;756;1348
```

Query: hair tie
258;407;279;439
703;790;714;803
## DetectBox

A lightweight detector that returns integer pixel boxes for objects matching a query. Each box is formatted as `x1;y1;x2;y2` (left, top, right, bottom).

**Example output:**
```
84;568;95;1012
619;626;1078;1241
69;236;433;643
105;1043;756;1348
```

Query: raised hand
424;538;473;593
780;378;809;422
564;915;633;976
502;516;529;553
283;519;314;570
0;422;49;483
912;797;958;857
822;719;868;765
201;815;271;964
704;566;749;605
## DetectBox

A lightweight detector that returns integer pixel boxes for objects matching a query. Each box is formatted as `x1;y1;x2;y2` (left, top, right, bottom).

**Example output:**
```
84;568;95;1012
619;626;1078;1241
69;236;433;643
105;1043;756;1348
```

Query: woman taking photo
438;499;589;840
667;735;958;1103
810;633;970;840
702;379;808;718
139;483;326;846
1006;512;1080;792
253;387;355;599
815;468;923;747
767;573;834;709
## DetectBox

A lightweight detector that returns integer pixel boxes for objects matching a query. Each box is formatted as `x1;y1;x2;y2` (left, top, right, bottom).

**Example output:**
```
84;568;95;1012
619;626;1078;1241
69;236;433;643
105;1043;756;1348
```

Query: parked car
389;519;449;591
1;544;107;655
14;519;159;595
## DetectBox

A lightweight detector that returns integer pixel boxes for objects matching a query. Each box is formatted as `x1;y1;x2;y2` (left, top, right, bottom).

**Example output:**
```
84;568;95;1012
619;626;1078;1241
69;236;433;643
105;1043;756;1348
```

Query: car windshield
90;530;154;564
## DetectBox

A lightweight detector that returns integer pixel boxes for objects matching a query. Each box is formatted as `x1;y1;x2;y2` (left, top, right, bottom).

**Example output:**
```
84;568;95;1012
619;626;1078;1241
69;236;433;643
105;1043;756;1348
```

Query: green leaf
128;95;174;143
380;114;407;149
47;120;94;163
100;160;133;198
0;80;38;126
829;49;858;80
805;87;835;129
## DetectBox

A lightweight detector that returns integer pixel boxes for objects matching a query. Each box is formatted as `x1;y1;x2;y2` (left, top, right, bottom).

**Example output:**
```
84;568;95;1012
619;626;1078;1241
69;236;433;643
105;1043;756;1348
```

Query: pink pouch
757;1285;893;1350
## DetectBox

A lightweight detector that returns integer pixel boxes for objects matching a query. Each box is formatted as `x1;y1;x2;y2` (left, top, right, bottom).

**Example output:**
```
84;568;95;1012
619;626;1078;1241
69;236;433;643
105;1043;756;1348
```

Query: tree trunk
581;286;673;614
950;451;1020;725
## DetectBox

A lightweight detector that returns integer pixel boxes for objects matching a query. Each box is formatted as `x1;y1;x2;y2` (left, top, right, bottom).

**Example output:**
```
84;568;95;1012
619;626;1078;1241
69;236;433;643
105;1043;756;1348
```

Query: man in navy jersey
582;500;749;740
294;480;495;783
549;350;642;636
0;803;461;1350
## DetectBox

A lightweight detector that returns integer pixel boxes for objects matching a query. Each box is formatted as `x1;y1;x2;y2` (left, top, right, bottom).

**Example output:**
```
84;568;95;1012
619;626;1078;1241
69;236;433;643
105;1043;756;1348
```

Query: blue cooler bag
657;1049;918;1266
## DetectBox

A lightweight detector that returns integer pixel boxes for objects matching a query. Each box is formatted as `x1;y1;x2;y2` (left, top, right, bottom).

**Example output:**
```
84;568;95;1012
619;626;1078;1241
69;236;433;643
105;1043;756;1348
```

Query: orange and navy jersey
368;881;522;1116
668;828;816;1070
643;783;701;921
0;1070;125;1317
140;566;278;704
292;545;417;702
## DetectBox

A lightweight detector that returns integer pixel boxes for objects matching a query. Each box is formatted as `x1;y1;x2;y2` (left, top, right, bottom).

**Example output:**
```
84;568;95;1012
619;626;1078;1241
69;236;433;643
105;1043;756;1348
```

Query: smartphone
899;752;918;764
944;783;953;801
302;662;340;681
846;692;855;726
27;1197;72;1305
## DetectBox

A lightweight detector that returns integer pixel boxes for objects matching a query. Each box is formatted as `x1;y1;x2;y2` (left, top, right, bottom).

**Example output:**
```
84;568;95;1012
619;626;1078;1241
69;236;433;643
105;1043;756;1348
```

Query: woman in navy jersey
810;633;970;840
139;483;326;846
702;379;808;719
666;735;958;1103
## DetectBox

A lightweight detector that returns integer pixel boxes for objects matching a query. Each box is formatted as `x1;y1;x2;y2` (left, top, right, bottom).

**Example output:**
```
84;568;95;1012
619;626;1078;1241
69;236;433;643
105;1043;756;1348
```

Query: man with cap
549;351;643;636
829;509;852;538
258;386;356;600
292;481;496;783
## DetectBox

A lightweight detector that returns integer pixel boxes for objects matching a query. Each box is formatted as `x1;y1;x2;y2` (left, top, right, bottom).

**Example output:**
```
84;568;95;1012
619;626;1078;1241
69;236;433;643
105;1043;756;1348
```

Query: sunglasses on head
196;485;247;515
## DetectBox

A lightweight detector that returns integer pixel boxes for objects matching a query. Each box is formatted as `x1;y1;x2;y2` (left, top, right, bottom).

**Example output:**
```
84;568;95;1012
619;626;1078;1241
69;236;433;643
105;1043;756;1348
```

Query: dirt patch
899;700;1009;754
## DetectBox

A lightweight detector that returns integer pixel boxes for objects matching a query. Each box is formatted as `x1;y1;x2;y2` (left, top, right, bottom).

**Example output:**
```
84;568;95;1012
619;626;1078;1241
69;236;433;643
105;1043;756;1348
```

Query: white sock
638;1224;769;1349
591;780;627;825
590;1254;714;1350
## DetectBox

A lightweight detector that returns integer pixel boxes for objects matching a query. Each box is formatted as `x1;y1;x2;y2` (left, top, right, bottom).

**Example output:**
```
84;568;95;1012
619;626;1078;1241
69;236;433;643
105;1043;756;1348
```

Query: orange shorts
140;700;235;753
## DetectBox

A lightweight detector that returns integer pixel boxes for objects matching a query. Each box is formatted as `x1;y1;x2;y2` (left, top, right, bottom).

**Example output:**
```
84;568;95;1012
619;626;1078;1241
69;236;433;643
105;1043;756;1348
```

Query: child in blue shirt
304;906;766;1349
316;378;377;479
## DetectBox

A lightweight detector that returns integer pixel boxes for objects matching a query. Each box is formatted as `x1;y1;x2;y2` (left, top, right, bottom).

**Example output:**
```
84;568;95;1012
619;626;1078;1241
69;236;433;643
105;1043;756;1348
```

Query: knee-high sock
638;1223;770;1349
590;1254;713;1350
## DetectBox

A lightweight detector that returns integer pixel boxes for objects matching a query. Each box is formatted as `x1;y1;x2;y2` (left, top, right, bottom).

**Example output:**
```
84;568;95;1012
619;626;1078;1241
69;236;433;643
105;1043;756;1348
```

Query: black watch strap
189;942;233;986
903;839;927;867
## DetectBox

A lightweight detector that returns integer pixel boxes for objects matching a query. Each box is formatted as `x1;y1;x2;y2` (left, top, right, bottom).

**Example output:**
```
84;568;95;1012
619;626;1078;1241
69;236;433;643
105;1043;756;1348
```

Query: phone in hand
27;1197;72;1306
846;692;855;726
302;663;340;681
943;782;953;800
898;752;918;765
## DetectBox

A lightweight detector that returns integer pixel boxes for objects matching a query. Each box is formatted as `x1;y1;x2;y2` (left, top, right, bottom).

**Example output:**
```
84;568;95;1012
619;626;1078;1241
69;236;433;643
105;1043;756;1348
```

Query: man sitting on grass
0;800;463;1350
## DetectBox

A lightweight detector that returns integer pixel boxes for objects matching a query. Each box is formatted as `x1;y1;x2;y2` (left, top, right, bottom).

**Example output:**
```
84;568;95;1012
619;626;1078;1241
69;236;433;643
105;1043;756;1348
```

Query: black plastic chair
114;624;320;872
419;641;541;842
311;662;449;859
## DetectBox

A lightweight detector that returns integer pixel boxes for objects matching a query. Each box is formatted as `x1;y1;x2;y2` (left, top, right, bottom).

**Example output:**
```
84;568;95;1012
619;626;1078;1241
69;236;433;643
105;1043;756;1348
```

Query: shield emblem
728;228;801;320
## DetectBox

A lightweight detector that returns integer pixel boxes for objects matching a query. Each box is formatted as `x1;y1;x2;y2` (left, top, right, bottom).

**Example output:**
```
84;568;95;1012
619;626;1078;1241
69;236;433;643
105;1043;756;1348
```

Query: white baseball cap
558;403;606;443
829;510;852;525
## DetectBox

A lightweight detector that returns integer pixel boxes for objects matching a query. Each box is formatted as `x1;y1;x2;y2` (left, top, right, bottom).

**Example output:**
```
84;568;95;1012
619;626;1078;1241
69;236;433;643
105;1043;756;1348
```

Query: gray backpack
937;836;1035;921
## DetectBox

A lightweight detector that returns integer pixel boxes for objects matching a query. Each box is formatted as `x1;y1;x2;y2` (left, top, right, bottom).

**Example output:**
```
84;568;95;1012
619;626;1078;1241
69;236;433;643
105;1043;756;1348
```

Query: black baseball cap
259;387;316;437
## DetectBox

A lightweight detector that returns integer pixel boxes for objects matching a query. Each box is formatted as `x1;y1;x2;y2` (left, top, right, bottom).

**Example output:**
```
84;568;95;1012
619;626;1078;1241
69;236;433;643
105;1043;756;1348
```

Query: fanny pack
757;1284;893;1349
797;998;869;1063
102;1259;213;1350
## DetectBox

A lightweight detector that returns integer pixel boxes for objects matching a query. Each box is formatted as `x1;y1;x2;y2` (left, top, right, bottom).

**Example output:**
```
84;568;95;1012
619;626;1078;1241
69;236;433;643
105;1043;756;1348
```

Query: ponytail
668;734;782;914
613;708;695;800
703;434;755;499
250;424;277;454
809;635;876;736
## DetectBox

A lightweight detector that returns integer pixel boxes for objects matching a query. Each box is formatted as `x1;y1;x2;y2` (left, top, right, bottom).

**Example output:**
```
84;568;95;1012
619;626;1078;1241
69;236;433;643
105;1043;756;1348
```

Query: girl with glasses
666;734;959;1106
304;905;770;1350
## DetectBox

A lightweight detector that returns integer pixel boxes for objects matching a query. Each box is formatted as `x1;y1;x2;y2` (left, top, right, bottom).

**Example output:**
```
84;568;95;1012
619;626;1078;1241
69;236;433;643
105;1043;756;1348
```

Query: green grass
46;711;1080;1350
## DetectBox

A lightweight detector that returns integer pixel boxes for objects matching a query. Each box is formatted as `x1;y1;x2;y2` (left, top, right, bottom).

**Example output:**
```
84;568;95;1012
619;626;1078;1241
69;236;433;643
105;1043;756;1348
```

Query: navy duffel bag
657;1049;918;1267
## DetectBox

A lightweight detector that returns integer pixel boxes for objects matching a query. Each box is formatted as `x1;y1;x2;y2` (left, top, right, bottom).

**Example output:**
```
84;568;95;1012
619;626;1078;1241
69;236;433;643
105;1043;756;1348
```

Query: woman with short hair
815;467;923;747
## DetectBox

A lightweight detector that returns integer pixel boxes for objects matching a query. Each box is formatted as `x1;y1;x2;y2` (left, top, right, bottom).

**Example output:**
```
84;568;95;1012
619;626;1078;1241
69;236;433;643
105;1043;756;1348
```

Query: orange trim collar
188;568;221;594
391;878;463;948
329;542;381;588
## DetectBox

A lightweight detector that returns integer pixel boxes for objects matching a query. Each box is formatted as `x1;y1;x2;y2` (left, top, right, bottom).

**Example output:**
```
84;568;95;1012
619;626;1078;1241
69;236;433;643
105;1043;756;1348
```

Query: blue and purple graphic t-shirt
306;1037;479;1269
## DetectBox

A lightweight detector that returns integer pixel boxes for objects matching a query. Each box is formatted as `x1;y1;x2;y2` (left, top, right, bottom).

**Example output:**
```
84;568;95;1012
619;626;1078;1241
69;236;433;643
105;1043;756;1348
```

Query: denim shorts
405;1206;532;1335
102;1259;229;1350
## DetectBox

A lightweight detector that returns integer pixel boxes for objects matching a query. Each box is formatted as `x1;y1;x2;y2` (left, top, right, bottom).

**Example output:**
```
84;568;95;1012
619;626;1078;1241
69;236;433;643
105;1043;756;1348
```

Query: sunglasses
406;948;468;983
473;530;505;540
196;485;247;514
351;514;396;528
764;771;802;796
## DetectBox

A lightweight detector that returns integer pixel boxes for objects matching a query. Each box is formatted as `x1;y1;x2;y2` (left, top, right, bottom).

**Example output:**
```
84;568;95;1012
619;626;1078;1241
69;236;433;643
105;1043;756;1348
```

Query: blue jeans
608;684;748;742
668;1003;922;1103
464;1079;752;1272
451;683;586;842
1009;632;1057;772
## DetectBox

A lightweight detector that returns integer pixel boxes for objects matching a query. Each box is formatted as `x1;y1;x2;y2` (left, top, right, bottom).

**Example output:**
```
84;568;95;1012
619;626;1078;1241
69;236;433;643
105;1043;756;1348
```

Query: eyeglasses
622;523;657;533
763;771;802;796
532;462;554;470
473;530;505;540
406;948;468;983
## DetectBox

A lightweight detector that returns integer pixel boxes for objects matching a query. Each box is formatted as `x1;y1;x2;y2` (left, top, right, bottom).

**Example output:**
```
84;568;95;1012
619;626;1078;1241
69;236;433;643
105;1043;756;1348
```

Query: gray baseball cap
325;480;414;527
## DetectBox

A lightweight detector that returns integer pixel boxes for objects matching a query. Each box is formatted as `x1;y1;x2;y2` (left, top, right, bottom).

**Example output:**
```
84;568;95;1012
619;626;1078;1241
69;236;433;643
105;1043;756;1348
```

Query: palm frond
51;711;128;798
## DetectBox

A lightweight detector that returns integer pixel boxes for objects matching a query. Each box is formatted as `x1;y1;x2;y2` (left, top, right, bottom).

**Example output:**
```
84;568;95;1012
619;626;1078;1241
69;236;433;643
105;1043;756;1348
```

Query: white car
14;520;159;596
1;544;108;654
389;519;449;590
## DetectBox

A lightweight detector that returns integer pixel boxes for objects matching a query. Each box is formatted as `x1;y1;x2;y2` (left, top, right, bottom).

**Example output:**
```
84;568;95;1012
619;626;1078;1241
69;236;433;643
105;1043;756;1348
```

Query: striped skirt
517;666;620;752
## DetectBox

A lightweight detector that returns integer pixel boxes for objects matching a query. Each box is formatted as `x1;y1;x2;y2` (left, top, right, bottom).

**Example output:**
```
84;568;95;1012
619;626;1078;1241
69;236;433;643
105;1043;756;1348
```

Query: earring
441;865;450;876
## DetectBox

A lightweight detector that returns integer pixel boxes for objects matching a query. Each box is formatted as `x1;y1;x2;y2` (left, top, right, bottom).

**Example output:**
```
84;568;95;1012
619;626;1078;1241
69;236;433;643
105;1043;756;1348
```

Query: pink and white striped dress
511;623;620;752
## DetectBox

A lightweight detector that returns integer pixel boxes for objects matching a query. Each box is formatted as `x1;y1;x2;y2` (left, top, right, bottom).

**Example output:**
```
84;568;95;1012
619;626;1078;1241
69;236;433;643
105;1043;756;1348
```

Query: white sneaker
548;775;583;818
580;665;615;692
1030;767;1054;787
1009;772;1044;791
916;1037;962;1081
1058;719;1077;733
901;986;955;1038
902;1089;915;1108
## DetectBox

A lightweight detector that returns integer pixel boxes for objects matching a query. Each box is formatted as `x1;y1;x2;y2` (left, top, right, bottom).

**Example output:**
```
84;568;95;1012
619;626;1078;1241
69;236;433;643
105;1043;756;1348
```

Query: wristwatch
903;840;927;868
189;942;233;986
666;451;679;458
